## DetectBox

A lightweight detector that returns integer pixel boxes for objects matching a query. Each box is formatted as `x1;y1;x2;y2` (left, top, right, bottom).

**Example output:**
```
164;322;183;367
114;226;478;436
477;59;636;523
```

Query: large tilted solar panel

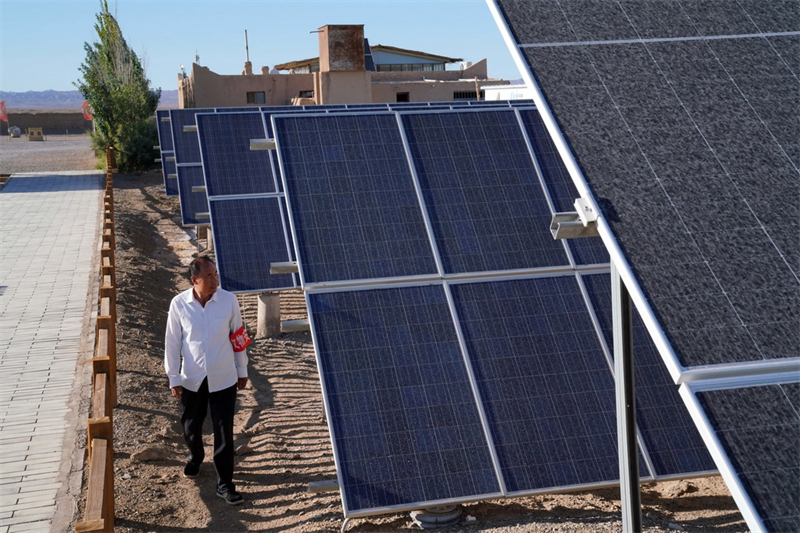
489;1;799;530
274;107;719;518
175;165;209;226
490;0;799;372
681;380;800;532
209;196;296;292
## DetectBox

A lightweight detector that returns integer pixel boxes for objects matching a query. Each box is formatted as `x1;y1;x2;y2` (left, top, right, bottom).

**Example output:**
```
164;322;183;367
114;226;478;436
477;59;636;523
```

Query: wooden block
84;439;108;524
92;373;108;419
75;519;105;532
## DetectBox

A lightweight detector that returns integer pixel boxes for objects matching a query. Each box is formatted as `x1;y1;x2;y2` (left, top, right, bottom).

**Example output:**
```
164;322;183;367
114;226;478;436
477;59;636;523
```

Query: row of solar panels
155;102;718;518
488;0;800;531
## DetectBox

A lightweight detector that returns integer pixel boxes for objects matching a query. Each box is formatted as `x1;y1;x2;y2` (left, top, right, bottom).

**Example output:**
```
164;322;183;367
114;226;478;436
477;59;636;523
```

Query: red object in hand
229;326;252;352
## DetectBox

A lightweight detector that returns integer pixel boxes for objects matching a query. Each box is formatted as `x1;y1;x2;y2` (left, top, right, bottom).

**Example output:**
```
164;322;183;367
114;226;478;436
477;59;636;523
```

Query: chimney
318;25;365;72
243;61;253;75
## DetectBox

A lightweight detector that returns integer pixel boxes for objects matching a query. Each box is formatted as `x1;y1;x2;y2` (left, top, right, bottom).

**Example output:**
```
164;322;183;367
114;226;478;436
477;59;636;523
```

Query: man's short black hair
189;255;214;279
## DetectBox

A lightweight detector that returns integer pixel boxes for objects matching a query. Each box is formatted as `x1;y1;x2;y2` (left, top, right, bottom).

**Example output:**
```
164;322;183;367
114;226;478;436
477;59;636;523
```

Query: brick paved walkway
0;172;104;533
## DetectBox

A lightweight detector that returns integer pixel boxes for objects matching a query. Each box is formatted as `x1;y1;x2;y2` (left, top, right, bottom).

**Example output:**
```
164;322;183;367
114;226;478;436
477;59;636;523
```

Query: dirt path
93;170;747;532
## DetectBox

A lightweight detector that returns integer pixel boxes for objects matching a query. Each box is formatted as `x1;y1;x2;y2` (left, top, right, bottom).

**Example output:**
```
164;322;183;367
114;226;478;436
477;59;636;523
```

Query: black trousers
181;378;238;492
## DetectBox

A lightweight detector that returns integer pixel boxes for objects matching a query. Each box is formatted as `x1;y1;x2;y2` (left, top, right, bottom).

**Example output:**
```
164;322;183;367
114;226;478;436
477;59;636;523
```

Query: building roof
370;44;462;63
274;44;462;71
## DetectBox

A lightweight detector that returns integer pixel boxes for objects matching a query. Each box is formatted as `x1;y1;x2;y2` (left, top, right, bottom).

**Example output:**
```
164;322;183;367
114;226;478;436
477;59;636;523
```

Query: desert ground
4;135;748;532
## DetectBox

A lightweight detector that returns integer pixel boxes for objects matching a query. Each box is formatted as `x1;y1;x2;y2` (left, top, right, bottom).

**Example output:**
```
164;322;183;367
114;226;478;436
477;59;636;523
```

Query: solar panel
489;1;799;529
309;284;502;517
274;113;438;284
266;104;725;518
364;38;376;72
175;165;209;226
682;380;800;532
196;112;277;197
209;196;296;292
156;109;174;152
160;152;178;197
401;110;569;274
449;276;621;492
170;108;214;165
580;273;716;477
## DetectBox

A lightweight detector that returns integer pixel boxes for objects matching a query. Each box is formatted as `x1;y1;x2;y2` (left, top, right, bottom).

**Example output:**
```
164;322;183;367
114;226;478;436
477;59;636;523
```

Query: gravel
0;134;98;174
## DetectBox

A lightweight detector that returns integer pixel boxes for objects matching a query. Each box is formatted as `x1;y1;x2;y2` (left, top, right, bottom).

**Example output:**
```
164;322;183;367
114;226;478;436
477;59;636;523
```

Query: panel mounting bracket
183;125;198;133
250;138;277;151
550;198;600;239
270;261;299;274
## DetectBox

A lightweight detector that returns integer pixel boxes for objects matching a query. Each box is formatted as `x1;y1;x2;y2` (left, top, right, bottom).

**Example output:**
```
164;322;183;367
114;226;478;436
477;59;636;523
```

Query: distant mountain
0;89;179;111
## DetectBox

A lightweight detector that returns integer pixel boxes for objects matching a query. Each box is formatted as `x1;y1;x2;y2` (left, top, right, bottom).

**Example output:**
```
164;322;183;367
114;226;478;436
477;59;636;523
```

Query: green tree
76;0;161;171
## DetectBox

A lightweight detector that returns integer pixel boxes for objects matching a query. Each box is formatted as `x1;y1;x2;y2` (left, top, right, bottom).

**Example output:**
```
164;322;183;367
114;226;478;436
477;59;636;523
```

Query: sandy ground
2;141;748;532
0;134;98;174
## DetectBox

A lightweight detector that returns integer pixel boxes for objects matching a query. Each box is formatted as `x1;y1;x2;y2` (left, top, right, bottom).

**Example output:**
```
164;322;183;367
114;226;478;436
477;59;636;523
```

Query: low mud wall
2;112;92;135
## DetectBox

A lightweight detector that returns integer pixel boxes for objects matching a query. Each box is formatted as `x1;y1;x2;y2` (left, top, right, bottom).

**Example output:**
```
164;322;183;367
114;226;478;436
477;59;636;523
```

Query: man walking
165;255;251;505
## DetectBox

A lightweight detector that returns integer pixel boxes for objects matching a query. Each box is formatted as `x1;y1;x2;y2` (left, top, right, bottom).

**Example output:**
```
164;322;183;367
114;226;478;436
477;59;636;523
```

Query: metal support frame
612;261;642;533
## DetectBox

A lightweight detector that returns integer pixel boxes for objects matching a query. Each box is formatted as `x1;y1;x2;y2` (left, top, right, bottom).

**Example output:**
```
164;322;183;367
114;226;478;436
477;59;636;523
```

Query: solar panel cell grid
176;165;208;226
450;277;620;492
580;274;715;477
196;112;276;197
209;197;295;292
156;109;174;152
696;384;800;532
309;285;501;515
401;110;569;274
274;113;438;283
171;109;211;164
161;153;178;196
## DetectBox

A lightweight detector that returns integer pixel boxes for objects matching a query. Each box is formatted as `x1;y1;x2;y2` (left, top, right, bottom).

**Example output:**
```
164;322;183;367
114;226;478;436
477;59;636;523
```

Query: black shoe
216;487;244;505
183;462;200;478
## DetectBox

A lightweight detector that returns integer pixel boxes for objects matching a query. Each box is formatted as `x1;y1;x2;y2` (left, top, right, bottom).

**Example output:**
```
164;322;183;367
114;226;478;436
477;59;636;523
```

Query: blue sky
0;0;521;94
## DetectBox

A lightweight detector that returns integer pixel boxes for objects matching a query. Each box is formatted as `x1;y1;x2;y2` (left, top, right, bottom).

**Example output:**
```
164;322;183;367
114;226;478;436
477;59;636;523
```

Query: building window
396;92;410;103
298;90;314;98
246;91;266;104
453;91;484;101
376;63;444;72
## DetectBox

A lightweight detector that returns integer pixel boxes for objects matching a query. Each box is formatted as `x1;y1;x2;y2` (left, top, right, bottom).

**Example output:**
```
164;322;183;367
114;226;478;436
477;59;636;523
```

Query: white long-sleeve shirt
165;287;248;393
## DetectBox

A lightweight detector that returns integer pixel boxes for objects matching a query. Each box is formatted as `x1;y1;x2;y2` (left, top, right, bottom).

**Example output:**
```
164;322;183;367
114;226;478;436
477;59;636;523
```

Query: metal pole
244;29;250;63
612;261;642;533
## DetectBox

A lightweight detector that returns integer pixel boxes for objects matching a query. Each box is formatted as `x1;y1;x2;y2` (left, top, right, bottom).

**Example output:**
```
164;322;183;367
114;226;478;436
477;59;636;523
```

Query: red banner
0;101;7;123
229;326;252;353
82;101;92;120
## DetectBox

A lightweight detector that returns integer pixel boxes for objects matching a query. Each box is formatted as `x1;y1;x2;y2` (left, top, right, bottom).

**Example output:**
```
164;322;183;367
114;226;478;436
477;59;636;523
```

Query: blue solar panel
696;383;800;532
308;285;501;516
197;112;277;197
156;109;174;152
161;152;178;197
449;277;621;492
580;274;716;477
170;108;212;164
517;108;609;266
176;165;209;226
364;38;376;72
209;197;296;292
273;113;438;284
401;109;569;274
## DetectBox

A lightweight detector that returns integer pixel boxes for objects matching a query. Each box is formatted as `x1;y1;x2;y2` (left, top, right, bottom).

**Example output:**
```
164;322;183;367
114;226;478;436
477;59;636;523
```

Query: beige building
178;25;510;108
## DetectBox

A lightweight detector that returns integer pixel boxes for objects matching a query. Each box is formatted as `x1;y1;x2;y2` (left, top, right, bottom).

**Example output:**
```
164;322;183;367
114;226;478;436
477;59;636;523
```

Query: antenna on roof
244;29;250;63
